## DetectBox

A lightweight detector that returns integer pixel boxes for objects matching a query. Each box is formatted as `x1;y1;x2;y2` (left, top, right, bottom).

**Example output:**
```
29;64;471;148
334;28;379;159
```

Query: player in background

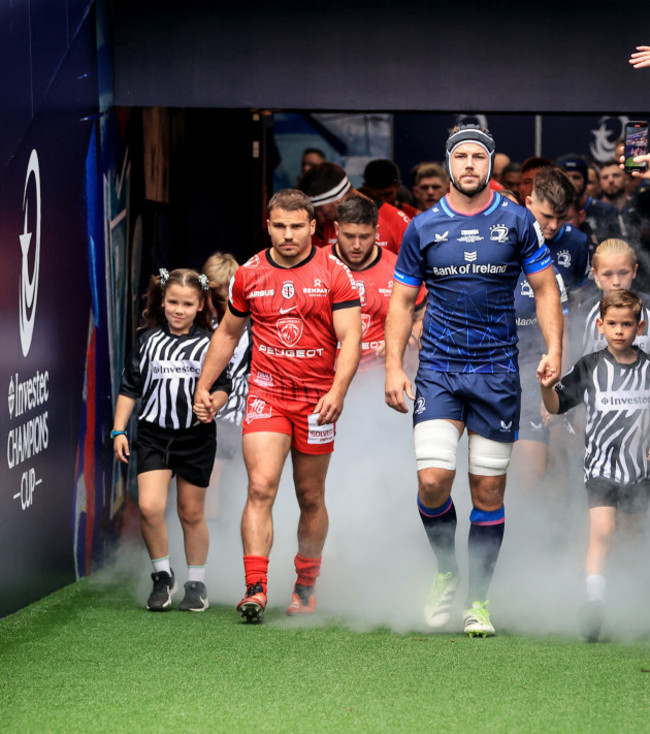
202;252;252;517
557;155;623;249
330;194;424;371
299;161;411;253
574;239;650;359
113;268;232;612
511;266;569;492
540;289;650;641
385;124;563;637
411;162;450;212
194;189;361;622
524;166;591;310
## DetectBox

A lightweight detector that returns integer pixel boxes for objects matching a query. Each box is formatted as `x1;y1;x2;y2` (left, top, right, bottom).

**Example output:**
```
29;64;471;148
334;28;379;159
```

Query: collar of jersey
162;322;199;337
550;225;566;243
332;243;382;272
439;191;499;219
603;344;642;368
265;245;316;269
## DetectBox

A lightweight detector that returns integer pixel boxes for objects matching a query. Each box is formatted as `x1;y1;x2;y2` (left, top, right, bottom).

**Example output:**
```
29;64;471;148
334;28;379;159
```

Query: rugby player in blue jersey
385;125;564;636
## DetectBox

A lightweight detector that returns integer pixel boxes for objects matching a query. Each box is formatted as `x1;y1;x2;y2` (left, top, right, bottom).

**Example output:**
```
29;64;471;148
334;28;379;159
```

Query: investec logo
596;390;650;411
19;149;41;357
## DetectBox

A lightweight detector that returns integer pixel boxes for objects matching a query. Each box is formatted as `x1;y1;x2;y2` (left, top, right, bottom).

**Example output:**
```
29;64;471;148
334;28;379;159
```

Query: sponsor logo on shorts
245;398;273;423
276;317;303;347
307;413;334;444
499;420;513;431
414;397;426;415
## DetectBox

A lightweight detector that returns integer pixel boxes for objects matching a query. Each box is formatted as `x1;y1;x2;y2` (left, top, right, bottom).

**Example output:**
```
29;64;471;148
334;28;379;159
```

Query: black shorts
585;477;650;514
135;420;217;488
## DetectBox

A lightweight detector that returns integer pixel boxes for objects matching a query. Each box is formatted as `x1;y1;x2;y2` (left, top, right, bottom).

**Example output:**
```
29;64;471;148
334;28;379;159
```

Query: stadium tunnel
0;0;647;616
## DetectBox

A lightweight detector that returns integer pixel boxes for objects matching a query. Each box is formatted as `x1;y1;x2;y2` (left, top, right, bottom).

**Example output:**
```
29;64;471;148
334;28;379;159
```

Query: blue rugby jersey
545;223;590;295
395;192;551;374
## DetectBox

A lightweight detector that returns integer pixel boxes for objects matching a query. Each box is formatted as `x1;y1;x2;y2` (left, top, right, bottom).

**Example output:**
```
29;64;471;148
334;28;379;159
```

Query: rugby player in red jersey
331;194;424;370
299;162;411;254
194;189;362;622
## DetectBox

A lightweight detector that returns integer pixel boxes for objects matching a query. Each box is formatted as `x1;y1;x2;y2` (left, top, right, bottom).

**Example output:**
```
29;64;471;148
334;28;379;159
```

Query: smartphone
624;120;648;171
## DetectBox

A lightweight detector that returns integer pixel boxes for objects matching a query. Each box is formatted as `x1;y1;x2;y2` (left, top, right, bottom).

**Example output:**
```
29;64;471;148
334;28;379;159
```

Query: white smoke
109;364;650;640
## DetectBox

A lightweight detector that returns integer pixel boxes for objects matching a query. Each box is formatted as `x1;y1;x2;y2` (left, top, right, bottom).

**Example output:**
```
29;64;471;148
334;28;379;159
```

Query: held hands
536;353;560;389
193;386;217;423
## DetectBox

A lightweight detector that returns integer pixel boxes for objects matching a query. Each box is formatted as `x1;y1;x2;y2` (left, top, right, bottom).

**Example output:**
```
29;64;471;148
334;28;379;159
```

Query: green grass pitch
2;572;650;733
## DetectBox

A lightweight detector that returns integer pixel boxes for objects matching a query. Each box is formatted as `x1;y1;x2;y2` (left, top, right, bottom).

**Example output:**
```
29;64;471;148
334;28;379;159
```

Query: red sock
294;553;322;587
243;555;269;594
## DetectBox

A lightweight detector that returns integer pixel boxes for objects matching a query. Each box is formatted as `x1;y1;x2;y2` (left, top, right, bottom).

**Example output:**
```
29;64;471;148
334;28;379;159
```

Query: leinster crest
277;317;303;347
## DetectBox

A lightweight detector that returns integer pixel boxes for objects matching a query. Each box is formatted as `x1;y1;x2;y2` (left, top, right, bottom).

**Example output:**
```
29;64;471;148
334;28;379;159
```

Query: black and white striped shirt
120;324;231;430
575;291;650;357
555;348;650;485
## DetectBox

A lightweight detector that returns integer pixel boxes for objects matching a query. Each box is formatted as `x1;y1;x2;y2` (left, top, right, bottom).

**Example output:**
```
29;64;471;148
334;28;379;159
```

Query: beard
604;185;626;199
453;174;488;197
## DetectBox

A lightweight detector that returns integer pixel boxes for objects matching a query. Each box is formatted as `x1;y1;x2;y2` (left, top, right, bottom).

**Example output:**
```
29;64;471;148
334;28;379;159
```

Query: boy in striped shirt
539;289;650;641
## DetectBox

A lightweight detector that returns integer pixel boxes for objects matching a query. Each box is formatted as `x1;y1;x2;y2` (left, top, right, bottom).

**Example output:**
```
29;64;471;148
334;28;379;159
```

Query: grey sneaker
424;571;459;629
179;581;209;612
463;600;495;637
147;570;178;611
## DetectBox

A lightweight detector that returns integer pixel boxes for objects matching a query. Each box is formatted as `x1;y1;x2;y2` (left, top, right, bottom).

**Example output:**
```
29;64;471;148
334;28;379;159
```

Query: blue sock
467;506;505;605
417;496;458;575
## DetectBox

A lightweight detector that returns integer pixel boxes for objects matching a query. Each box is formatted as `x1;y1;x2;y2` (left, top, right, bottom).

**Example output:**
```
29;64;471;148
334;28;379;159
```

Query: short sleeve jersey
515;267;568;392
229;246;360;403
394;192;551;374
546;224;590;296
119;324;232;430
377;202;411;254
330;244;424;369
555;348;650;484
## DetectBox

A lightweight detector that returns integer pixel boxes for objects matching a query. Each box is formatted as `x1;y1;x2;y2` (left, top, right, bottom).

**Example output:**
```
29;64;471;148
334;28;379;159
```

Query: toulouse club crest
361;314;371;335
277;317;303;347
282;281;295;299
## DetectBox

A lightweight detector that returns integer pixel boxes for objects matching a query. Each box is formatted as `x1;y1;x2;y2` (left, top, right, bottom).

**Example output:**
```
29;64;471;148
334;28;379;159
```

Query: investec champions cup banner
0;36;97;615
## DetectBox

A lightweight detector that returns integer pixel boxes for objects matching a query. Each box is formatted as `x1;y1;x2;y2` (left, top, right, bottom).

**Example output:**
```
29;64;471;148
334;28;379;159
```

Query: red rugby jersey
229;246;360;403
330;245;425;369
377;202;411;254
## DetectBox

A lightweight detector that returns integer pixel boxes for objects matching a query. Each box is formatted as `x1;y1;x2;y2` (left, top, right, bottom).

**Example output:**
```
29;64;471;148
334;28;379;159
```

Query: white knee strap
414;420;461;472
468;433;513;476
